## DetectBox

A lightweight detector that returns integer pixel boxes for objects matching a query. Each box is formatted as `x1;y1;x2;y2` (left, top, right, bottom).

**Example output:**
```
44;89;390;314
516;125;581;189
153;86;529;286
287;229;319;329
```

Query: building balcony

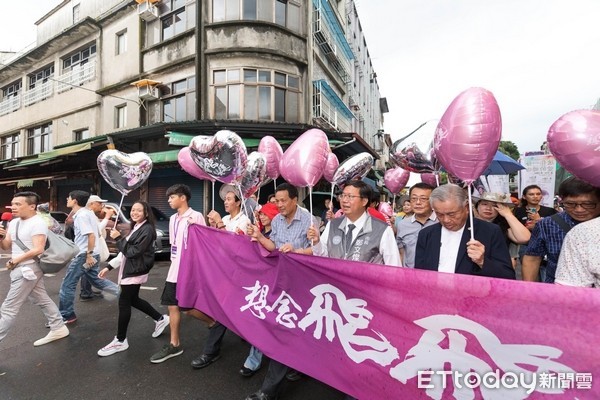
24;80;54;107
57;61;96;93
0;95;21;116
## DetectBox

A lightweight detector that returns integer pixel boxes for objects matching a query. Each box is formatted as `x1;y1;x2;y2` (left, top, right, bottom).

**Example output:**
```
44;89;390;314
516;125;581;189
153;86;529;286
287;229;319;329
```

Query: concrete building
0;0;390;214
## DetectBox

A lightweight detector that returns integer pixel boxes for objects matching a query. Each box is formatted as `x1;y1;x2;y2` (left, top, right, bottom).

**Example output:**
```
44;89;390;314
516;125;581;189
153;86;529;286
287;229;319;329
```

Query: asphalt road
0;259;345;400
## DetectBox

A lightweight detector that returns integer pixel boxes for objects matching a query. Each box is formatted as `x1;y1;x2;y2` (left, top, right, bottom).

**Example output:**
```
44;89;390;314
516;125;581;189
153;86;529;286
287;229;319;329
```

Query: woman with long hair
97;201;169;356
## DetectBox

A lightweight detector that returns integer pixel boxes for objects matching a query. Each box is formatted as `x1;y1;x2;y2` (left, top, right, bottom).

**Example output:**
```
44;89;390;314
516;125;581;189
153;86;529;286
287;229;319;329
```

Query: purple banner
177;225;599;399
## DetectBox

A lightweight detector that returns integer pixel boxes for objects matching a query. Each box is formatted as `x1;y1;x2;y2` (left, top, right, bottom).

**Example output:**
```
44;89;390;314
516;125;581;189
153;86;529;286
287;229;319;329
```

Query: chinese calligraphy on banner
177;226;598;399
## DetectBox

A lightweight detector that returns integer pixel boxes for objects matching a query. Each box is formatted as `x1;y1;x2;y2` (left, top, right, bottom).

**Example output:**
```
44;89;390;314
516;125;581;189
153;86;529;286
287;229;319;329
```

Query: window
116;105;127;129
63;43;96;71
147;76;196;124
73;4;80;23
212;0;302;32
161;0;187;40
29;65;54;90
2;80;22;99
1;133;19;160
27;124;52;155
74;128;90;142
116;31;127;55
212;68;300;122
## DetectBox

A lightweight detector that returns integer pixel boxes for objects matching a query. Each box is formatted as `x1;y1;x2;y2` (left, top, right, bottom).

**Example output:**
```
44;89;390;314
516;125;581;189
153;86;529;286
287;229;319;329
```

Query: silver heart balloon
240;151;267;199
97;150;153;195
189;130;248;184
332;152;374;187
390;141;434;173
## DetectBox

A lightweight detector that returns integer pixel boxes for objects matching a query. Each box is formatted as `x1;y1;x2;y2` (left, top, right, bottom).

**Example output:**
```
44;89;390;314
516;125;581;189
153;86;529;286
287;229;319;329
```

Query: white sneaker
34;325;69;346
97;337;129;357
152;315;170;338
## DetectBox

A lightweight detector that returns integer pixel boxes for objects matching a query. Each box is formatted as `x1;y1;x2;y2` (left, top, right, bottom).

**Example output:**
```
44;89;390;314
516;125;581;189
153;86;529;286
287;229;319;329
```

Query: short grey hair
429;184;468;207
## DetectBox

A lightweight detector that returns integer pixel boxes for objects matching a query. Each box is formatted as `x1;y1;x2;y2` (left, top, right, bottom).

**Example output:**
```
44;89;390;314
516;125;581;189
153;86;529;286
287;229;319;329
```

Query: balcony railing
313;2;352;84
24;80;54;107
313;81;352;133
57;61;96;93
0;94;21;116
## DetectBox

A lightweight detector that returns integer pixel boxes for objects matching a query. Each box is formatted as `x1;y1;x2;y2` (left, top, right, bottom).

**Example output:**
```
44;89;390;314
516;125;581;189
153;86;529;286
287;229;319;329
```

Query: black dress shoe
191;353;221;369
239;366;259;377
244;390;277;400
285;369;303;382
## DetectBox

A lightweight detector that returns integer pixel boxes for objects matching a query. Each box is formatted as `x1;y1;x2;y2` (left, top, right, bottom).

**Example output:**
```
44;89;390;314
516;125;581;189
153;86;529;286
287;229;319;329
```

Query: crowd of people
0;174;597;399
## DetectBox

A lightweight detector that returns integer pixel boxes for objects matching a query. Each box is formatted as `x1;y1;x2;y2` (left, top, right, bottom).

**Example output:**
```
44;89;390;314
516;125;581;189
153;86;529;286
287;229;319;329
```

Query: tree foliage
498;140;520;161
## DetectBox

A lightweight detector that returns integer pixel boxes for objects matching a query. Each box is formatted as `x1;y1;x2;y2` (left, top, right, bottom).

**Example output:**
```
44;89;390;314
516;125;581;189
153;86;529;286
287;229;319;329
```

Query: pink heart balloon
323;152;340;183
178;147;215;182
420;173;438;187
258;136;283;180
97;150;153;195
434;87;502;184
279;128;329;187
189;130;248;184
390;141;434;173
378;202;393;217
384;167;410;195
547;109;600;187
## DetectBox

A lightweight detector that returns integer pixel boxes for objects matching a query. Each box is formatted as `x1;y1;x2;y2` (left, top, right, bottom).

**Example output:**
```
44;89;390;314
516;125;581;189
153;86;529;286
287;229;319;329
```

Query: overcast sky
2;1;599;154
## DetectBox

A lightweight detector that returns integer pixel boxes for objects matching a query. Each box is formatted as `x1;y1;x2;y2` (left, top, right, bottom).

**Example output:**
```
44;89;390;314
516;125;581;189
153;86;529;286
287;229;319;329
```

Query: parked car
102;203;170;256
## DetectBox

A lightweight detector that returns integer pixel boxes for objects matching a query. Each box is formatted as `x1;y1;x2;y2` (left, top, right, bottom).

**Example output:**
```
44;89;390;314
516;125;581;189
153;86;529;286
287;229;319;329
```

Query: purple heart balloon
547;109;600;187
97;150;153;195
279;128;329;187
178;147;215;182
189;130;248;184
434;87;502;184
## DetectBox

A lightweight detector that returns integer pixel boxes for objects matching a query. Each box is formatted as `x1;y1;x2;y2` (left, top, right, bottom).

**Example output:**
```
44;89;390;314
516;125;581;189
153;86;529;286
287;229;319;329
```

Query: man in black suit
415;184;515;279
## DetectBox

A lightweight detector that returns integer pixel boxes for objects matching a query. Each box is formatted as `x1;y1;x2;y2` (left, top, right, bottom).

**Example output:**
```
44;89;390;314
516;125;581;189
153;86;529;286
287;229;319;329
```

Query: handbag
97;226;110;263
14;220;79;274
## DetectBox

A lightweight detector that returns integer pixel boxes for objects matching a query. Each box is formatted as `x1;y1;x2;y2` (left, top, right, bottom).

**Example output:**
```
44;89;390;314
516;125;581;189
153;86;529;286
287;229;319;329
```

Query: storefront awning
4;142;92;169
149;150;179;164
166;131;342;148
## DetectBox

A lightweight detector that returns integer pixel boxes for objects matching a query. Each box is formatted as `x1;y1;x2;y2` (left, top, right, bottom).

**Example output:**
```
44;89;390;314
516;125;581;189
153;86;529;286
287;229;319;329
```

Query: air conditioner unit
138;84;159;101
138;1;159;22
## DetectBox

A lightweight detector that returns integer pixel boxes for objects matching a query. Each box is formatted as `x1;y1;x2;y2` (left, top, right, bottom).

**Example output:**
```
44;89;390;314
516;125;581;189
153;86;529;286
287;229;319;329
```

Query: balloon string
211;181;215;214
309;186;314;246
113;193;126;230
274;179;277;193
329;184;335;210
238;184;247;217
435;173;440;187
467;183;475;241
392;194;396;211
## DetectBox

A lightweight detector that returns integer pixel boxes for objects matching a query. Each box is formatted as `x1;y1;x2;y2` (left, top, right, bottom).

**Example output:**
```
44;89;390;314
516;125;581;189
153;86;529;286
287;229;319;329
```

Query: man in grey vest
309;180;400;266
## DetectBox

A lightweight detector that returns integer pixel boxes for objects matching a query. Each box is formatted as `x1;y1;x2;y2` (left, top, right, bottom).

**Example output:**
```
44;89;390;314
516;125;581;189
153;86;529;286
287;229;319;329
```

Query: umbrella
483;150;525;175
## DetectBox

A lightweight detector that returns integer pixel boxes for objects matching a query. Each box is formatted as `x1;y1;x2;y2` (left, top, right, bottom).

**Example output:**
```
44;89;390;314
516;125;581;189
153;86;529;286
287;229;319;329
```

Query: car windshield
121;205;168;222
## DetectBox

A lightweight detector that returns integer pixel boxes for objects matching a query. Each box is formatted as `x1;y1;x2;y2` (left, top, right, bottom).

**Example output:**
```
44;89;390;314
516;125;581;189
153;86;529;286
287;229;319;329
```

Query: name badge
171;245;178;257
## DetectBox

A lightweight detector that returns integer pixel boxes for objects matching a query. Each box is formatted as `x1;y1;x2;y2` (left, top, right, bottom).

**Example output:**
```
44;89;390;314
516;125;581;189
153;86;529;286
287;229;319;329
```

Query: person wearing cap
473;191;531;269
78;195;115;301
414;184;514;279
238;201;280;378
190;184;251;370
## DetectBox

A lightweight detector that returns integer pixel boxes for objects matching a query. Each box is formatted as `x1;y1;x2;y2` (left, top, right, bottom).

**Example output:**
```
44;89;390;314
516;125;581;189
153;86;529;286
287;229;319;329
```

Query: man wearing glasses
414;184;514;279
396;182;438;267
522;177;600;283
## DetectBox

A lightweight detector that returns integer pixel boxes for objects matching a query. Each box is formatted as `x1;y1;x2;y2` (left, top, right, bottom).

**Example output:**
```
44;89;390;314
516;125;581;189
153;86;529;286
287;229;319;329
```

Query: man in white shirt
0;191;69;346
555;216;600;287
58;191;120;324
414;184;514;279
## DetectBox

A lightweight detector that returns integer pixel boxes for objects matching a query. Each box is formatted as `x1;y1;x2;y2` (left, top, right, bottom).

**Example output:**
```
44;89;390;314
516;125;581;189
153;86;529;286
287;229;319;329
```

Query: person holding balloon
244;183;315;400
190;185;251;370
96;201;169;357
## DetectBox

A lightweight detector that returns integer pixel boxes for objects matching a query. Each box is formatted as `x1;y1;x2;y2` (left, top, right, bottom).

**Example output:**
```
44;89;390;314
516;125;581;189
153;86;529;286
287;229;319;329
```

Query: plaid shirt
525;212;578;283
270;206;313;250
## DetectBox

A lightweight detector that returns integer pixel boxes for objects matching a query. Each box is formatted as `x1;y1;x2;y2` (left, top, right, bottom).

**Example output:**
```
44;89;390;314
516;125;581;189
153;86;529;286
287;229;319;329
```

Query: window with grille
27;124;52;155
1;133;19;160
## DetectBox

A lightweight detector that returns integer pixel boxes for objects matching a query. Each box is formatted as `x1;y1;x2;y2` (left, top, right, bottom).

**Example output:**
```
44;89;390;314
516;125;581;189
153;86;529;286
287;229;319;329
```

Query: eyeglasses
410;197;430;203
561;202;598;210
337;194;362;201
